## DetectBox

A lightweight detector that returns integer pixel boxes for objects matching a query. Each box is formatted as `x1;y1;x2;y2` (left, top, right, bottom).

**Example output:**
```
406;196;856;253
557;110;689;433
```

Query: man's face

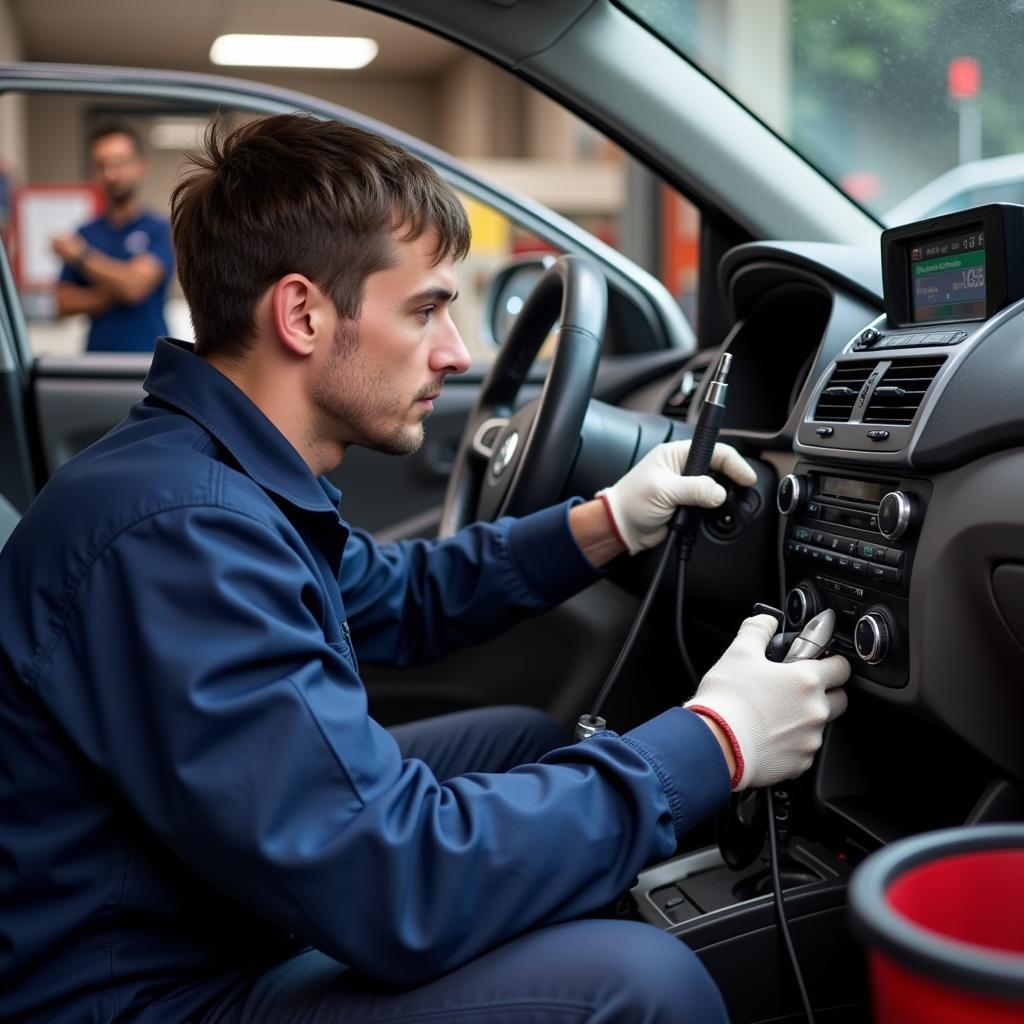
90;132;146;207
311;229;471;456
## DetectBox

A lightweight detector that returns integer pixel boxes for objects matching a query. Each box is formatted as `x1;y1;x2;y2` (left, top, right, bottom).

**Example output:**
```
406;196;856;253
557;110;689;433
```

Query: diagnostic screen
818;476;887;504
909;227;986;323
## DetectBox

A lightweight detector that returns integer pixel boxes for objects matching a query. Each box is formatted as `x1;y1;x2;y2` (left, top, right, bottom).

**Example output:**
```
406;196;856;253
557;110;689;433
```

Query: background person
0;115;849;1023
51;122;173;352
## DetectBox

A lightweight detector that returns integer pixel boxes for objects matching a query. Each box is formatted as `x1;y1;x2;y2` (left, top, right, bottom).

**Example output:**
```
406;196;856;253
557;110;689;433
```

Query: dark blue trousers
209;707;728;1023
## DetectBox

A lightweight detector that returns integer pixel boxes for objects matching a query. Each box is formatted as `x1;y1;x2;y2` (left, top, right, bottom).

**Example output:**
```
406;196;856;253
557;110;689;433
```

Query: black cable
674;554;698;689
587;537;675;719
765;787;815;1024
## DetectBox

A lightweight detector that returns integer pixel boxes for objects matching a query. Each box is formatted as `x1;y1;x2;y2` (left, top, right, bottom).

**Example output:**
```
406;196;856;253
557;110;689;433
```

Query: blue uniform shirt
0;338;730;1022
58;210;173;352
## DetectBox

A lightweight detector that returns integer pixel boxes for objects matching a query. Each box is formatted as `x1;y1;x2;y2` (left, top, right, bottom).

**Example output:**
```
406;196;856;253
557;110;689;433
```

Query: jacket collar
144;338;341;515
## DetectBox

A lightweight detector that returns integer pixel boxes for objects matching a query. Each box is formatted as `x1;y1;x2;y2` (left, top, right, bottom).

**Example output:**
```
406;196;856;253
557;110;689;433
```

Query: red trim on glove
688;704;744;789
598;491;629;551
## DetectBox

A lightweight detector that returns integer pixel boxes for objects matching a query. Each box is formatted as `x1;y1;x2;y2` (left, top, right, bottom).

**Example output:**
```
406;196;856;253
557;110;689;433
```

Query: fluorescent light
210;33;378;70
149;119;208;150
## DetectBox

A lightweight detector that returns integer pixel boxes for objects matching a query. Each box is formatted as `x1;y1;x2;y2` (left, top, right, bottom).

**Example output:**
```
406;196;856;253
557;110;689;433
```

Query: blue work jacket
0;338;729;1022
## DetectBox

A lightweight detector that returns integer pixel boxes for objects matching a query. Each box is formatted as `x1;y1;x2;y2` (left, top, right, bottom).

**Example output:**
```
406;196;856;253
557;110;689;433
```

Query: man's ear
270;274;332;357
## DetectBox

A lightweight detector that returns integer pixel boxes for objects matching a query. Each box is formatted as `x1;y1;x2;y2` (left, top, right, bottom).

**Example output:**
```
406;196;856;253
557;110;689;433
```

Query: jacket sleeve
342;499;603;666
31;503;729;986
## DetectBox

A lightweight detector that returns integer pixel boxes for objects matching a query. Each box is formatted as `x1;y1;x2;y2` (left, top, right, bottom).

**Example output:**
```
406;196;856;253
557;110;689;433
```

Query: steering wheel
440;254;608;536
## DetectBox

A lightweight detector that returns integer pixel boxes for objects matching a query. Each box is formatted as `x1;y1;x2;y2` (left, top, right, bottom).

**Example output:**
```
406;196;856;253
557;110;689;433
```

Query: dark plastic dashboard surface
704;237;1024;784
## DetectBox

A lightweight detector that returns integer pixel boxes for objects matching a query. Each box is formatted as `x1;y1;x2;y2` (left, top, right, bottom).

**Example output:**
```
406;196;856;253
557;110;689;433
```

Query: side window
0;52;699;361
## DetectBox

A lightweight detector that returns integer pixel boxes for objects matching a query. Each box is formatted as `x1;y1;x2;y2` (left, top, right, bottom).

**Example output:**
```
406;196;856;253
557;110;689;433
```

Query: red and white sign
11;183;102;290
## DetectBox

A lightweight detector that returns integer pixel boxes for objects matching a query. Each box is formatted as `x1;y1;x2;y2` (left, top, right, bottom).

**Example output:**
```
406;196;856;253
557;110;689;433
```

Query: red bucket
850;825;1024;1024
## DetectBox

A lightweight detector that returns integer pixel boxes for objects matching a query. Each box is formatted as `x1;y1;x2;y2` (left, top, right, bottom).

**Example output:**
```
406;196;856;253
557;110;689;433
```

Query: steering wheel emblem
492;430;520;477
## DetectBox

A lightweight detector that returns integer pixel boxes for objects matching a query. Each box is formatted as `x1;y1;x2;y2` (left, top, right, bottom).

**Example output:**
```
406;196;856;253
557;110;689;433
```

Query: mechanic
0;114;849;1023
52;122;173;352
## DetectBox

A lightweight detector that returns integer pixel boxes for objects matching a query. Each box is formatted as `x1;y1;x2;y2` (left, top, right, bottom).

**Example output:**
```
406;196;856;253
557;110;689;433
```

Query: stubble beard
106;181;138;210
312;319;425;457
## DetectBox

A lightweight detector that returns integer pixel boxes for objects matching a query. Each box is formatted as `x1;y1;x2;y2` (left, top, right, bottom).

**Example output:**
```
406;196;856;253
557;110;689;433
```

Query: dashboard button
866;429;891;441
837;557;851;571
885;548;904;567
859;541;879;559
872;545;889;562
869;564;901;584
850;560;867;575
842;539;859;555
815;426;834;437
812;531;826;546
807;502;821;516
793;527;812;542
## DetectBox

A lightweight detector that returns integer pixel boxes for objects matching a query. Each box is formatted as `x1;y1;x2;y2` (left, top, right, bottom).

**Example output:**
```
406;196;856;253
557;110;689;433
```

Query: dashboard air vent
863;356;946;425
813;362;873;422
663;358;711;419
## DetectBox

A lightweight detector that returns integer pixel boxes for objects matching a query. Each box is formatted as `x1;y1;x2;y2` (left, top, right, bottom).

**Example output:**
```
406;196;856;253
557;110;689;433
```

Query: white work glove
598;441;757;554
685;614;850;790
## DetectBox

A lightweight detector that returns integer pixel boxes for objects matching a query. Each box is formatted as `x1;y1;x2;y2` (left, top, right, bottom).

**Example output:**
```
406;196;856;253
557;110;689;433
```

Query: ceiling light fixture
149;119;208;150
209;34;378;70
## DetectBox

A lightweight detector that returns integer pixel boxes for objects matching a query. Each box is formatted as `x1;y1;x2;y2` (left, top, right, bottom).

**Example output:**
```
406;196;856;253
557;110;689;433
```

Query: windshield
618;0;1024;226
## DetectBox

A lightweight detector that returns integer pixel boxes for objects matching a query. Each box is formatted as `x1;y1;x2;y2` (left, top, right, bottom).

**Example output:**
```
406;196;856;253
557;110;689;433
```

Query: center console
778;469;930;688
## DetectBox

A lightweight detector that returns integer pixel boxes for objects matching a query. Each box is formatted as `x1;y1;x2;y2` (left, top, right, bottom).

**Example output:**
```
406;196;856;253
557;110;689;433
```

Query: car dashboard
617;214;1024;857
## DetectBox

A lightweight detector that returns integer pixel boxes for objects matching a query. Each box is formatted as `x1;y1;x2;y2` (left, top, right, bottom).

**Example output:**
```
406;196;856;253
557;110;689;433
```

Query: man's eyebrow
406;287;458;306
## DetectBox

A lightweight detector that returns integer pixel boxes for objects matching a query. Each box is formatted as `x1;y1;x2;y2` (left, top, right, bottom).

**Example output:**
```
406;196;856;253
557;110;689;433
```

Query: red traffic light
948;57;980;100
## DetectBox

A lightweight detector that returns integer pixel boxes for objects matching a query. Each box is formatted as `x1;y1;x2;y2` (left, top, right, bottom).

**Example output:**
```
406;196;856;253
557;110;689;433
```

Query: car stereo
881;203;1024;328
778;467;930;688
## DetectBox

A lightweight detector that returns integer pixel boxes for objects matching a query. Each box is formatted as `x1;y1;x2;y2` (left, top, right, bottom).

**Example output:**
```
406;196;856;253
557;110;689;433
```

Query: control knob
785;583;820;629
857;327;882;348
777;474;807;516
854;611;891;665
878;490;917;541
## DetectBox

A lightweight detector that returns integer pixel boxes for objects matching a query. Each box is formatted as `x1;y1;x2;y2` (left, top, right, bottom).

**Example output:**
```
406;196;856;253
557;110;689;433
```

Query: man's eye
417;306;435;322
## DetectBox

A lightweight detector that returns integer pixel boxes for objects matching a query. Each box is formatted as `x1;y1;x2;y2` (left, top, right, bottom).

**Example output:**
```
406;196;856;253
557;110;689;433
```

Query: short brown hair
171;114;471;359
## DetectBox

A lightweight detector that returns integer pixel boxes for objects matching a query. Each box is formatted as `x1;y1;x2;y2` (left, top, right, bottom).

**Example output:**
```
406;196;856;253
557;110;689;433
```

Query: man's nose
431;321;472;376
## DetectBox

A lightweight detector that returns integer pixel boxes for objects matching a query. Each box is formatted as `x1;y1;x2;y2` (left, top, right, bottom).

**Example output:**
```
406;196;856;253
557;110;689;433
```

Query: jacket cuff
622;707;732;839
505;498;603;605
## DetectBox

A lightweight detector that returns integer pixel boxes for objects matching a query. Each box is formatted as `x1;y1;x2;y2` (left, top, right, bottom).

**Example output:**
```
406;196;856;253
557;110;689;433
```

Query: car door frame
0;62;695;513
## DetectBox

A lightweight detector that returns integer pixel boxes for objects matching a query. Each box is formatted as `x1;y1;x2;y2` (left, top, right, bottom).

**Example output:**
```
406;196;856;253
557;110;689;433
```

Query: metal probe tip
705;353;732;405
